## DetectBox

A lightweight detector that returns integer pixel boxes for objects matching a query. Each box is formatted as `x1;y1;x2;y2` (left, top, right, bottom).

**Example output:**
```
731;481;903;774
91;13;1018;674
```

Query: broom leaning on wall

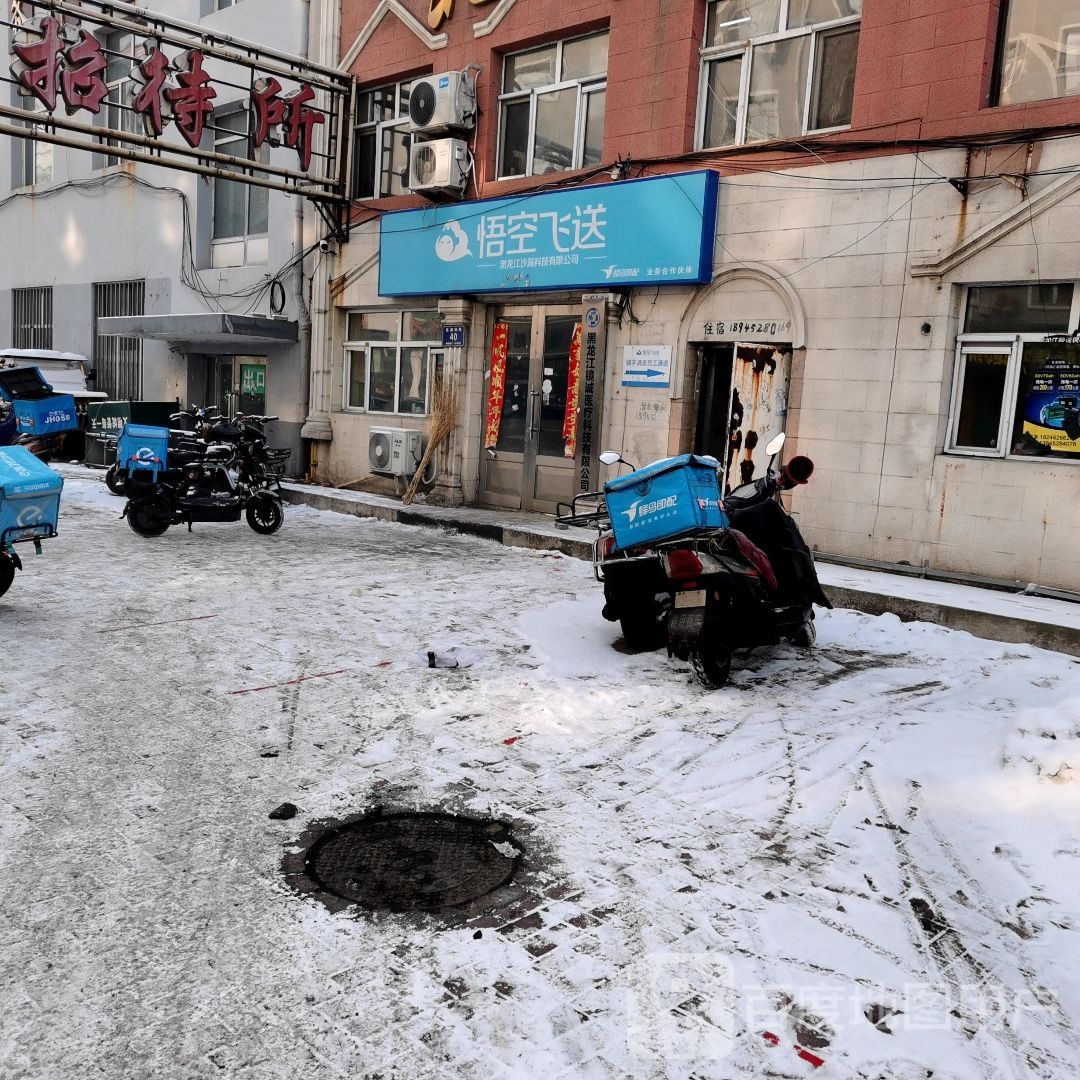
402;375;458;505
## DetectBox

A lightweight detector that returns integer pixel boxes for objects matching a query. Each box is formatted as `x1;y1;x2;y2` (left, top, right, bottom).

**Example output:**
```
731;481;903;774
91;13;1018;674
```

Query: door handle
528;388;540;437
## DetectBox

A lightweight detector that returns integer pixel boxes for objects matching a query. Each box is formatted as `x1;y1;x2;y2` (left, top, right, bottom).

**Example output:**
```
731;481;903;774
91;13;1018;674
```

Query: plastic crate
0;444;63;550
116;423;169;479
12;394;79;436
603;454;727;550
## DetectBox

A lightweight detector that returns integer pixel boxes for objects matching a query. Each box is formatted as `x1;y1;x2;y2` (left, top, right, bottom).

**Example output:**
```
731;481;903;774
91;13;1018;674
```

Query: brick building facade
305;0;1080;590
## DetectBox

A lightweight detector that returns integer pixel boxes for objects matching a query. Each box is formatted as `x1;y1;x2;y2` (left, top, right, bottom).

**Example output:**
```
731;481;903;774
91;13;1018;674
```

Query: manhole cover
304;811;522;911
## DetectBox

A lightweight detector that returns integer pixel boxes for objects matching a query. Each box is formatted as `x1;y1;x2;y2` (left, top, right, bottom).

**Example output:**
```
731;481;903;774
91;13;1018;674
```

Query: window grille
12;286;52;350
93;280;145;400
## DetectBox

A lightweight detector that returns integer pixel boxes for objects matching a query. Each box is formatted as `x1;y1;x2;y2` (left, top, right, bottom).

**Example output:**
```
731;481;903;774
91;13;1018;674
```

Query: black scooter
123;438;284;537
561;434;830;687
657;433;830;685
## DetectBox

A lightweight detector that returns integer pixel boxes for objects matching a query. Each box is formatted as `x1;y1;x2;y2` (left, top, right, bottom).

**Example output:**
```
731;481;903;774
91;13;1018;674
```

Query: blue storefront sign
379;171;718;297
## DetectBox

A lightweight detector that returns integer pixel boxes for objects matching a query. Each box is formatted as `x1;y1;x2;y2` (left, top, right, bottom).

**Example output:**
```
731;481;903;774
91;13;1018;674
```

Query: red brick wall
853;0;1080;139
339;0;1080;199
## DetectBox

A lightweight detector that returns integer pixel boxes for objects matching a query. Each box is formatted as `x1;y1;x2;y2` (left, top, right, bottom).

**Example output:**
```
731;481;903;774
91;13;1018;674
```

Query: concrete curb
282;482;1080;658
822;585;1080;658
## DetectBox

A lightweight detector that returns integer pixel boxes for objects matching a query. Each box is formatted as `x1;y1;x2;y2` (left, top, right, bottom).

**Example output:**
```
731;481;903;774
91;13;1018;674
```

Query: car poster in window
1022;353;1080;453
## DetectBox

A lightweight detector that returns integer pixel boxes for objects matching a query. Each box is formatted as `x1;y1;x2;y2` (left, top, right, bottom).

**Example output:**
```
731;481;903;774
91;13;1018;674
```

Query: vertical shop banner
562;323;582;460
577;297;607;492
1023;353;1080;452
483;322;509;449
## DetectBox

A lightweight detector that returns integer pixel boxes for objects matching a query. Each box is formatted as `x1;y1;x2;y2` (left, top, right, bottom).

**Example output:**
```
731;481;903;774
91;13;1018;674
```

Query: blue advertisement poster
379;171;718;297
1021;353;1080;452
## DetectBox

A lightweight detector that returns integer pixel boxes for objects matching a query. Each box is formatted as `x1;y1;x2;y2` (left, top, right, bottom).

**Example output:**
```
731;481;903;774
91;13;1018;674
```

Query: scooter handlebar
780;455;814;489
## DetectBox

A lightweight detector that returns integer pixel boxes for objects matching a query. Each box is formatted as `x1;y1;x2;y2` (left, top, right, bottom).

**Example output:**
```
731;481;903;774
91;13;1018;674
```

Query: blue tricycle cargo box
116;423;169;478
604;453;727;550
0;444;63;549
0;365;79;436
12;394;78;436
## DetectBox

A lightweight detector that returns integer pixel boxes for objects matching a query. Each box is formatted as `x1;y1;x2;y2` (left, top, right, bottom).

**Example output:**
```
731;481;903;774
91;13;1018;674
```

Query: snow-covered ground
2;472;1079;1080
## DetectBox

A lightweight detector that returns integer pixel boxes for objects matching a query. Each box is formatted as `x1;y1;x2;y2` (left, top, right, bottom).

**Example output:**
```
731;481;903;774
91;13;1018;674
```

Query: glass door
481;307;580;512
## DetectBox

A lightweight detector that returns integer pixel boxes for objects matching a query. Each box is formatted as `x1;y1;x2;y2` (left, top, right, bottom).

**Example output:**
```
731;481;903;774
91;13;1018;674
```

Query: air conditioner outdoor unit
409;71;474;133
408;138;470;195
369;427;424;477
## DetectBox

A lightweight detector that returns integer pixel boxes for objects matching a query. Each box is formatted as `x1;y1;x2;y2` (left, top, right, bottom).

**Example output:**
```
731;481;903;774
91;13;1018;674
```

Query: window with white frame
996;0;1080;105
14;96;52;187
343;310;441;415
98;30;142;167
213;109;268;240
352;81;412;200
699;0;860;148
948;283;1080;460
498;32;607;179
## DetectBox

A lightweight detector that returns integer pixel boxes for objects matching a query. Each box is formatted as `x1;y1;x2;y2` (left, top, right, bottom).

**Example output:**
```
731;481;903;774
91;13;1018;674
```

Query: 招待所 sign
379;171;718;297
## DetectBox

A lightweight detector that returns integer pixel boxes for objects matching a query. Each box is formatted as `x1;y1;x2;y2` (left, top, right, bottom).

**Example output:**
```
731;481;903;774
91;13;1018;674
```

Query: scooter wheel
692;642;732;688
246;494;283;535
126;498;172;537
791;612;817;649
0;553;14;598
105;464;126;496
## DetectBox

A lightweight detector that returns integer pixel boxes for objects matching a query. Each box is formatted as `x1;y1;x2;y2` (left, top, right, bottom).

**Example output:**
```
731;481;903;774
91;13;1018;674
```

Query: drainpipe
295;0;312;473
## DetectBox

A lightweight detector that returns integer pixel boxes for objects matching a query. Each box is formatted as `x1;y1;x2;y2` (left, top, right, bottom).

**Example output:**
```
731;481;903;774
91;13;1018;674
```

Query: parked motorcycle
109;406;289;500
119;419;284;537
558;433;830;687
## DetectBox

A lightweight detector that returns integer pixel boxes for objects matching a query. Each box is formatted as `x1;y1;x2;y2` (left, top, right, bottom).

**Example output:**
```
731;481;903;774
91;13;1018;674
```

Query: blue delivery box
0;444;63;551
0;365;79;436
604;454;727;550
116;423;169;479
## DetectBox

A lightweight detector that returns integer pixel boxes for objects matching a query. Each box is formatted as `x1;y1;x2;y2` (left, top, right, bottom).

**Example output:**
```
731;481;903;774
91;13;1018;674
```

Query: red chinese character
59;29;107;115
250;76;287;147
282;84;323;171
164;50;216;149
250;77;323;171
12;16;63;111
132;45;171;137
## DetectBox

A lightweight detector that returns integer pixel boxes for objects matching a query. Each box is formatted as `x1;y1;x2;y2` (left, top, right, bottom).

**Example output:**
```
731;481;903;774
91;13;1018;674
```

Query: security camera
318;238;334;254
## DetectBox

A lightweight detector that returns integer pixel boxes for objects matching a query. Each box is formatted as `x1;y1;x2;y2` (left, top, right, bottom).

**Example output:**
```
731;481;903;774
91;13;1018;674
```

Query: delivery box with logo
0;444;63;551
116;423;170;480
603;454;727;550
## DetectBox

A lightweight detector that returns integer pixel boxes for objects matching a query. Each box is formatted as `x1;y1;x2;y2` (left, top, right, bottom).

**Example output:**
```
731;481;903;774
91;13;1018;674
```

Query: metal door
480;308;579;512
723;342;792;492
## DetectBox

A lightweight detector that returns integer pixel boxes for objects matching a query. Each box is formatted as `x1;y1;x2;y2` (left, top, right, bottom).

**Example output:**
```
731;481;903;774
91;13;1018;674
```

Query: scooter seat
724;528;778;592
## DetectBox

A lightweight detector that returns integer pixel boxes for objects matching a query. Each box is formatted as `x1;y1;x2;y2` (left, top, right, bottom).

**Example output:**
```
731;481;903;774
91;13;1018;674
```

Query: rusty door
722;343;792;493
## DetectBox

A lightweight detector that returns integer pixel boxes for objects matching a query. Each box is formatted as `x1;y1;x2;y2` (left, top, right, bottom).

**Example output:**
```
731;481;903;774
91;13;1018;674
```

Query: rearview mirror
764;432;786;457
599;450;622;465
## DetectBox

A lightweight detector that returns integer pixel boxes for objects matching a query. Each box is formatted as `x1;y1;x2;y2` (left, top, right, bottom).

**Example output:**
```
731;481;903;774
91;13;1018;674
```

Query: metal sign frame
3;0;353;220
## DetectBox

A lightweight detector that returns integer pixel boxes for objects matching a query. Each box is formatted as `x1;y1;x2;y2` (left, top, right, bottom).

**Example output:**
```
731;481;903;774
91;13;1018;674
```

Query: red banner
483;322;509;449
562;322;582;459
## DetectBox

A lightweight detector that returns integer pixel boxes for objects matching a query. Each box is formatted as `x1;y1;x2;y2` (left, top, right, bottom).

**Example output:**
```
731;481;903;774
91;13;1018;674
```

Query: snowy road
2;472;1080;1080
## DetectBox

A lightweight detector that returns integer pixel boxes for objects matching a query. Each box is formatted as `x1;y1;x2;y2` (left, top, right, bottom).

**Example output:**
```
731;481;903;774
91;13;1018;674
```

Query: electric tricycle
0;444;64;599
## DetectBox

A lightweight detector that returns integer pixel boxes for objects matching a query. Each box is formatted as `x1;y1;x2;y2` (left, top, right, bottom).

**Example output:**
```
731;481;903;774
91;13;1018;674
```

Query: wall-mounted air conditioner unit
409;71;474;133
369;427;424;477
408;138;470;195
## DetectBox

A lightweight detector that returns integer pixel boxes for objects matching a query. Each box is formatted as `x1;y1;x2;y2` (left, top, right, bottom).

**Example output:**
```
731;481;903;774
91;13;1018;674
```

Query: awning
97;314;298;354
